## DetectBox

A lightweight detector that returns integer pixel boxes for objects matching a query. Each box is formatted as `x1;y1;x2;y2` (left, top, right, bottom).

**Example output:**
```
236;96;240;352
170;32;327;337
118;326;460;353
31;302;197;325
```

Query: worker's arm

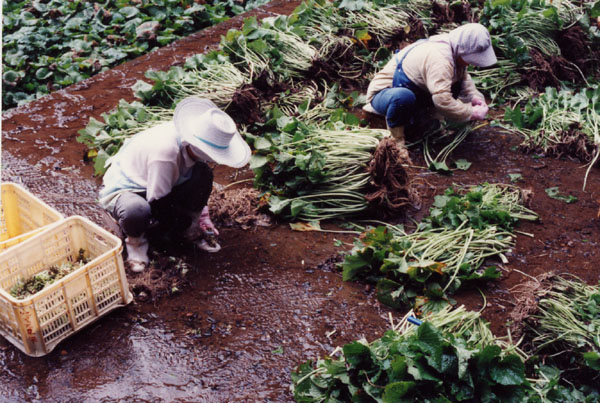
458;72;485;104
423;57;473;122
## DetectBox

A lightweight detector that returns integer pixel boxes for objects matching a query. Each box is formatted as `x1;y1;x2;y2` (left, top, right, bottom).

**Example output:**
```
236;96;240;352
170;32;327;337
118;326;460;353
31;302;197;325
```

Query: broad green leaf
592;1;600;18
545;187;578;204
415;322;443;356
429;161;451;174
35;68;53;80
489;354;526;386
376;278;407;309
120;6;140;18
583;351;600;370
290;199;308;217
3;70;21;84
247;39;268;54
254;137;272;150
342;341;371;368
454;159;471;170
342;248;374;281
268;196;291;215
383;381;415;401
249;154;269;169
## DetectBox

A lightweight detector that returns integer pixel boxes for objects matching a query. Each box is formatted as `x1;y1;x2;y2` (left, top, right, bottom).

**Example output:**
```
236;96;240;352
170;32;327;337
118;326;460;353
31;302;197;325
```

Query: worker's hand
471;97;486;106
470;104;489;121
198;206;219;236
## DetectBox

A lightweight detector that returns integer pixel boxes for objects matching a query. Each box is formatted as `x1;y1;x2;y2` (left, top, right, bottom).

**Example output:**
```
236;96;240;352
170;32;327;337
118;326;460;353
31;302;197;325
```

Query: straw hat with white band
174;97;251;168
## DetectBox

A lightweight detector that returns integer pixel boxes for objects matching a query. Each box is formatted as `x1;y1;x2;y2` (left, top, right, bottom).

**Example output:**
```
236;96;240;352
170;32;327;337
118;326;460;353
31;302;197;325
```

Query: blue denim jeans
370;87;417;128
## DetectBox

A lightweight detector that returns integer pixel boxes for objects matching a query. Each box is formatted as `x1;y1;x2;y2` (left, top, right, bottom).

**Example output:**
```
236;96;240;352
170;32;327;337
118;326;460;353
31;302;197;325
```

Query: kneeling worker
363;23;497;146
99;97;251;272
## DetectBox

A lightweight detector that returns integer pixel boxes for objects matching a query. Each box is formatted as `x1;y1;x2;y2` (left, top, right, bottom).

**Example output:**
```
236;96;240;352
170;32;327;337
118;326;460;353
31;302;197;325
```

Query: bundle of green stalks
265;81;322;118
221;16;317;81
393;305;527;358
531;276;600;356
422;121;475;173
383;222;515;292
342;183;537;311
133;55;250;108
503;85;600;189
250;122;417;221
291;305;532;402
469;60;524;104
339;3;414;45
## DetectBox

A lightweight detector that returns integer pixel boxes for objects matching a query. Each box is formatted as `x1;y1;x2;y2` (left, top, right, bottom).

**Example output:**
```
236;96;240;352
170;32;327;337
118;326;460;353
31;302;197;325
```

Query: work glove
471;97;486;106
198;206;219;236
470;104;489;121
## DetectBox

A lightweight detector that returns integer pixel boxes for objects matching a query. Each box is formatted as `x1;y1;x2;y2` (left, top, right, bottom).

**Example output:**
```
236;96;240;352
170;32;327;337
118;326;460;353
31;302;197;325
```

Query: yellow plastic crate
0;216;133;356
0;182;64;251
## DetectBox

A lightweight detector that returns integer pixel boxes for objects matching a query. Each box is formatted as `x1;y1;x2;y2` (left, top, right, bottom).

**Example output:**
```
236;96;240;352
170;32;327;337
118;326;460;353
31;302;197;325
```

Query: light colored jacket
99;121;196;211
366;34;484;122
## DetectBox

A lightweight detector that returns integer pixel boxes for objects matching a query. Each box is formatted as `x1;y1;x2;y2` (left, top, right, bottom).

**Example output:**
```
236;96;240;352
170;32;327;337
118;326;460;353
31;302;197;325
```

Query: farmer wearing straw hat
99;97;251;273
363;23;497;146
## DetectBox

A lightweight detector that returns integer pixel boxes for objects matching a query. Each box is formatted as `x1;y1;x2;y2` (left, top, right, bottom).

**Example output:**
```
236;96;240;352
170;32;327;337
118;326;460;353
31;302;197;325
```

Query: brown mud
2;1;600;401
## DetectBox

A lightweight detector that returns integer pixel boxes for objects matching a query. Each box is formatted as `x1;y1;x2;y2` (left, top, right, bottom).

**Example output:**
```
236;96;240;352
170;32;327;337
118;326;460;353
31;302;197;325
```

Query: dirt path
2;0;600;401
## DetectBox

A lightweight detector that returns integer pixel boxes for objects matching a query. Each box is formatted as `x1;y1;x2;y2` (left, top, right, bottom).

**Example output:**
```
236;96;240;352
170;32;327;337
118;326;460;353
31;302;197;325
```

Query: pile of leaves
292;307;533;402
2;0;269;109
9;249;89;299
342;184;538;312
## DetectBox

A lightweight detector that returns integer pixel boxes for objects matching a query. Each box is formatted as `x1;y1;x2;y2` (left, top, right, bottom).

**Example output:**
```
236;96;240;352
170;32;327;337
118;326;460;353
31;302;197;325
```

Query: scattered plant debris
127;253;190;302
545;186;578;204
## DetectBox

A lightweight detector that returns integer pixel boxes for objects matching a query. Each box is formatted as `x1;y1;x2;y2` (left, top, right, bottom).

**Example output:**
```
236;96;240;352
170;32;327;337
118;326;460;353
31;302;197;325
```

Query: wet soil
2;1;600;401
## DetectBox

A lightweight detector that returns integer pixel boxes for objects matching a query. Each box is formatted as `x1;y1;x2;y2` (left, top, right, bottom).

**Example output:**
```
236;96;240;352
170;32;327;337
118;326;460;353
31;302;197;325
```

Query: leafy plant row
2;0;269;109
472;0;600;104
78;0;600;179
292;305;598;402
341;184;538;313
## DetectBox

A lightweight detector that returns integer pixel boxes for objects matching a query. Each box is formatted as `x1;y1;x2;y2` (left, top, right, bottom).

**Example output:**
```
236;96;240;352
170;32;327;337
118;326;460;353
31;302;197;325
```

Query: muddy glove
198;206;219;236
470;104;489;121
471;97;486;106
196;206;221;253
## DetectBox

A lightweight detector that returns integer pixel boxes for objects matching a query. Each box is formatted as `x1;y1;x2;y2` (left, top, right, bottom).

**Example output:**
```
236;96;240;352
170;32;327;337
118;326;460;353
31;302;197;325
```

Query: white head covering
447;23;497;67
174;97;251;168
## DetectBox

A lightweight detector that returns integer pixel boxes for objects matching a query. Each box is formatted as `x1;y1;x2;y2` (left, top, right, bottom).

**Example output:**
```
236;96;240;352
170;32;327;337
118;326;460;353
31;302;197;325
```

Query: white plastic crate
0;182;64;251
0;215;133;356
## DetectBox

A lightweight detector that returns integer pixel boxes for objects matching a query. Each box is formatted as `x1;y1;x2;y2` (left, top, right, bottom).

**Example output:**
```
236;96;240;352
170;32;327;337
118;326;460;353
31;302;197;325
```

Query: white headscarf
430;23;497;67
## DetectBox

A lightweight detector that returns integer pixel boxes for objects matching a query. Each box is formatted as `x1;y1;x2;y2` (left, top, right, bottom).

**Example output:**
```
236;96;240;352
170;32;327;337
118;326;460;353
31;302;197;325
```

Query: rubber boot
125;235;149;273
386;124;412;163
387;124;406;148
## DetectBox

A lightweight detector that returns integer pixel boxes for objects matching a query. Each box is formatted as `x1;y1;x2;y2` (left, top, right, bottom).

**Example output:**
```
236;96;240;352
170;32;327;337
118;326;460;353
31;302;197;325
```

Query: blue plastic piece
407;316;423;326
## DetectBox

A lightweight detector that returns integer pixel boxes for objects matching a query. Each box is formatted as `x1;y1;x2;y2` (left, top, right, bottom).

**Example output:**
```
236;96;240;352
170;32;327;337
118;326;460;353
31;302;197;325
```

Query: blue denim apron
392;39;427;91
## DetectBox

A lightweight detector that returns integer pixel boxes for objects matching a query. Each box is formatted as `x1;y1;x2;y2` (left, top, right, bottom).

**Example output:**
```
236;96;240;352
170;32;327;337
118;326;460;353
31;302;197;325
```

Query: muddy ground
2;1;600;401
